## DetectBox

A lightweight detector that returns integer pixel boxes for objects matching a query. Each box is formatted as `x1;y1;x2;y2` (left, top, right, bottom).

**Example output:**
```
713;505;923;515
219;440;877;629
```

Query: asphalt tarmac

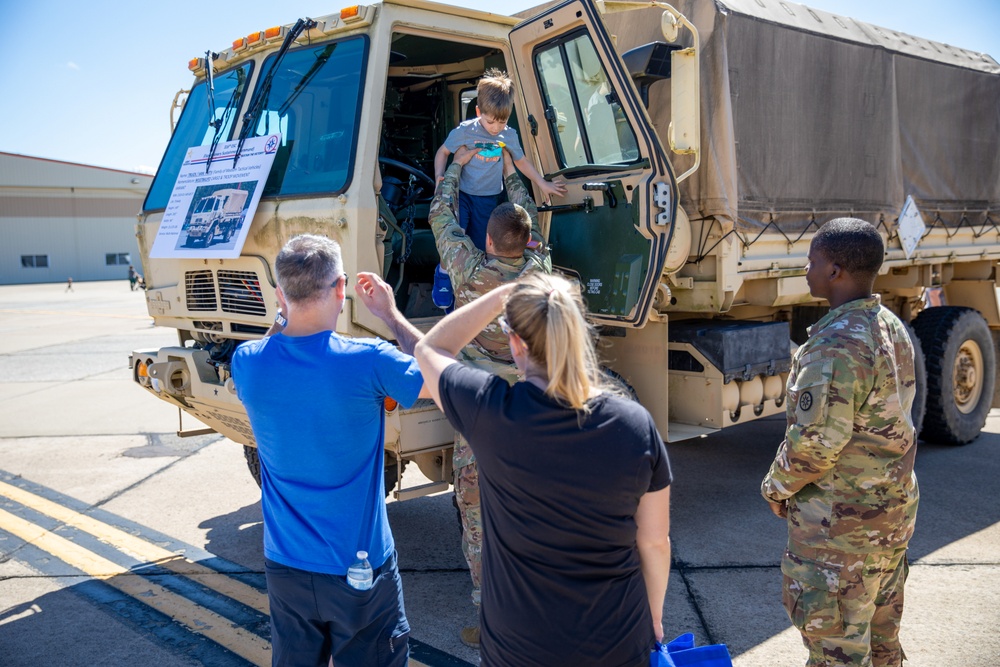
0;280;997;666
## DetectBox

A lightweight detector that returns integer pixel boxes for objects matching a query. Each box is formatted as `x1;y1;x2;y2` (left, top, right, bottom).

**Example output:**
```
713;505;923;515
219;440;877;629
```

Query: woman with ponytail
415;272;672;667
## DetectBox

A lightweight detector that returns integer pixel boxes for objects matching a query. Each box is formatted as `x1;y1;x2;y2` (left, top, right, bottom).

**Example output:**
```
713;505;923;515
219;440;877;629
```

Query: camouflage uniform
429;162;551;606
762;295;919;667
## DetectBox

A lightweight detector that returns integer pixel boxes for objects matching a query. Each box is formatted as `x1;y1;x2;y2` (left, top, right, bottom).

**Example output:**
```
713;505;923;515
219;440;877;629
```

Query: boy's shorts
459;190;503;251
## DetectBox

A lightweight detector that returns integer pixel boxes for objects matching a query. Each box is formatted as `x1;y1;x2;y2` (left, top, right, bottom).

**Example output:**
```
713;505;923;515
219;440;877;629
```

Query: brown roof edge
0;152;154;178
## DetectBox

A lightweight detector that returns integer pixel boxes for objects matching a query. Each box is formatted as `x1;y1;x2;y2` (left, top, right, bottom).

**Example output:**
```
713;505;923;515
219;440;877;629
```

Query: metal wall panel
0;153;153;285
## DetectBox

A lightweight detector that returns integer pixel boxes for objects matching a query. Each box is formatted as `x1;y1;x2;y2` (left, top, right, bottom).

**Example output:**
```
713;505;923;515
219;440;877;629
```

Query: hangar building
0;152;153;285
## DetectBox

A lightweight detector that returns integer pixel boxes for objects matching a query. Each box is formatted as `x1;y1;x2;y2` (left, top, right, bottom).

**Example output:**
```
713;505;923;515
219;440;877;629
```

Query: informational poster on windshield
150;134;280;259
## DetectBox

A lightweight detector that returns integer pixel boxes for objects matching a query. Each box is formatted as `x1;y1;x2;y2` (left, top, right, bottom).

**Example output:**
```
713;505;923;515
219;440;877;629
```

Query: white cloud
67;61;80;70
134;165;156;175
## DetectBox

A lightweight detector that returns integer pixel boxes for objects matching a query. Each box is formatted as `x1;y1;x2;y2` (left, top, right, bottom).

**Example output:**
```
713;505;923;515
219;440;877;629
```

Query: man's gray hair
275;234;343;303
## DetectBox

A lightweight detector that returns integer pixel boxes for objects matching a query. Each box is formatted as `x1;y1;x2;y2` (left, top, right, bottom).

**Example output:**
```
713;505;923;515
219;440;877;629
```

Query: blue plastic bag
650;633;733;667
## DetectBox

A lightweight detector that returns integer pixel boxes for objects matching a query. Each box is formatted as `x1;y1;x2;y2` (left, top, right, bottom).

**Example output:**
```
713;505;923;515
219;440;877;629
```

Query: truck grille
184;269;267;317
185;271;217;311
219;270;266;316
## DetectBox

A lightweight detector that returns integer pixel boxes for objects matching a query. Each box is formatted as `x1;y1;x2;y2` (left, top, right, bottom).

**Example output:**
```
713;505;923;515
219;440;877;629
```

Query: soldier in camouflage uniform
429;145;551;647
762;218;919;667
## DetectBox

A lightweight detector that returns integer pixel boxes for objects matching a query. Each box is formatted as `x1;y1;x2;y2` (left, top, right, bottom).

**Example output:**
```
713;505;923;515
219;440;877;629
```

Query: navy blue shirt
439;363;672;667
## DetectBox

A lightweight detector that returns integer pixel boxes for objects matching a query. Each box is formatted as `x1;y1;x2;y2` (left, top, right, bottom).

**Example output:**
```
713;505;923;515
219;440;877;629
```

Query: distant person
428;145;551;648
415;272;672;667
128;265;140;291
231;234;425;667
761;218;919;667
65;277;74;292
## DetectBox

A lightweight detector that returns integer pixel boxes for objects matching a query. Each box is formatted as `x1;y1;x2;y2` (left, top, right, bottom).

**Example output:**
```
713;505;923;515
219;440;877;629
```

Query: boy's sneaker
432;264;454;310
459;625;480;649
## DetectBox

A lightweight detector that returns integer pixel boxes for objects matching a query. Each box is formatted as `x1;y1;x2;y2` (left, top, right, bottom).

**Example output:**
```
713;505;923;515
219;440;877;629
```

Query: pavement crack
90;435;222;511
677;563;778;572
398;567;474;575
672;551;717;645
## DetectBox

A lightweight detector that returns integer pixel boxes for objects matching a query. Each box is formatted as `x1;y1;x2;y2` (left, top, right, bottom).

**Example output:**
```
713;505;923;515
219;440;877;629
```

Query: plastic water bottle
346;551;373;590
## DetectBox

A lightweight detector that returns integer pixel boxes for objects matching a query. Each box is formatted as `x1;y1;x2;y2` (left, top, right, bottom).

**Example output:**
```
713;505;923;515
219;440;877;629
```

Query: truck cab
132;0;697;494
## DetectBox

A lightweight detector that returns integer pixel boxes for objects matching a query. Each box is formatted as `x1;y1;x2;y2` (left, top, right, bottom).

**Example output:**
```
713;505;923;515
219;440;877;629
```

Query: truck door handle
581;182;617;208
537;197;595;214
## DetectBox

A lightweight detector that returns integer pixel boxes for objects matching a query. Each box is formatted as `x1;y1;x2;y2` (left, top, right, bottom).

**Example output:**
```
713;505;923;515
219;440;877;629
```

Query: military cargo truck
183;188;249;247
130;0;1000;496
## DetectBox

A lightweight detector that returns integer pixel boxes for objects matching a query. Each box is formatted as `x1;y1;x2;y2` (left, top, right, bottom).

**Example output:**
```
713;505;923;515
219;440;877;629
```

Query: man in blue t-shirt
232;234;425;667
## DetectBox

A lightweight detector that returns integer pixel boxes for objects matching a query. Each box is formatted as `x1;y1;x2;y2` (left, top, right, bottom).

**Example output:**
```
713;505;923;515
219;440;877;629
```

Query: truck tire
244;445;262;487
383;459;407;498
911;306;995;445
601;366;639;402
244;445;406;498
903;323;927;439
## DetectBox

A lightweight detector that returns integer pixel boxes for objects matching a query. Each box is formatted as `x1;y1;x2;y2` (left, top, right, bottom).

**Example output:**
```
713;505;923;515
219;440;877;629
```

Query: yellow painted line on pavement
0;308;150;320
0;480;267;615
0;480;437;667
0;506;271;666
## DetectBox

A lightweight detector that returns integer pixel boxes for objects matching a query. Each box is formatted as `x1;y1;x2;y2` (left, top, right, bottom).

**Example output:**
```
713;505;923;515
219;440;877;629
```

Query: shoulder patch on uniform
799;390;813;412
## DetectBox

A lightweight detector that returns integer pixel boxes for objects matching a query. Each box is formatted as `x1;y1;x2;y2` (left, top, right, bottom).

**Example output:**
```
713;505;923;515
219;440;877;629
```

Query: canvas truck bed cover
592;0;1000;234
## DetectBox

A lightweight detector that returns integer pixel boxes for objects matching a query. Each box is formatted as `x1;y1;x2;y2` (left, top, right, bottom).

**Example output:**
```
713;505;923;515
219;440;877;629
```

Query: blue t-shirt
232;331;423;575
445;118;525;196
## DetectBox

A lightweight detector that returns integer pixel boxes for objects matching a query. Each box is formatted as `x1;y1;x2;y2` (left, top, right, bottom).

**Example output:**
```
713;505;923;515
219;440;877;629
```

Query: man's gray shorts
264;551;409;667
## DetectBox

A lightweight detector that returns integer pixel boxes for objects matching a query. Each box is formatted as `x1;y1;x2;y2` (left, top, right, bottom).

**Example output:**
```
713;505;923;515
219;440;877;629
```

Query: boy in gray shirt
434;69;565;251
432;70;564;308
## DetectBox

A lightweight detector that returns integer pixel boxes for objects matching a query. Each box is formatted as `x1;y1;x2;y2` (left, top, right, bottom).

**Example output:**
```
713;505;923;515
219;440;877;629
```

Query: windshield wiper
277;43;336;117
233;18;317;167
203;50;220;173
205;51;218;131
204;67;247;172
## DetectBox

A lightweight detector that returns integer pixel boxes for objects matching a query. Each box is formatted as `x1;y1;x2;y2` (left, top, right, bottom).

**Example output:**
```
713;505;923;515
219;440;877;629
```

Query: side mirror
669;43;699;158
663;5;701;182
621;42;682;107
661;9;679;42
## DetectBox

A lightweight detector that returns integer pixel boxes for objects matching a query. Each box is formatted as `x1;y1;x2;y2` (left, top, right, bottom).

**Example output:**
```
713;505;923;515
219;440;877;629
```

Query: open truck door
509;0;682;327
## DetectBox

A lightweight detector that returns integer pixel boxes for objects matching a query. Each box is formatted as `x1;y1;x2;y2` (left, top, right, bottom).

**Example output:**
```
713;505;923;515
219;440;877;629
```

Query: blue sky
0;0;995;173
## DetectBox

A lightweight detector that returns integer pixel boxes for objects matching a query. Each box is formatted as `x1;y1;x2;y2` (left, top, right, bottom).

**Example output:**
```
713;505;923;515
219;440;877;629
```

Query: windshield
144;63;252;211
250;36;368;197
534;30;640;169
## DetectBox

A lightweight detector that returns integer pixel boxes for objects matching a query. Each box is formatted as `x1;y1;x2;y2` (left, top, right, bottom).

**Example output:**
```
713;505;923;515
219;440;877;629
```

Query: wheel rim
953;339;985;414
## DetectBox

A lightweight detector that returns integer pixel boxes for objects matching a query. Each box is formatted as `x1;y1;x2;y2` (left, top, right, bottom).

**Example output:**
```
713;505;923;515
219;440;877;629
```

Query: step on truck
130;0;1000;496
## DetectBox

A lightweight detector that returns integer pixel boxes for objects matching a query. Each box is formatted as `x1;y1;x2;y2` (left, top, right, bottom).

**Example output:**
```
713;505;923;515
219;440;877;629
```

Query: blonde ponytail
505;274;603;411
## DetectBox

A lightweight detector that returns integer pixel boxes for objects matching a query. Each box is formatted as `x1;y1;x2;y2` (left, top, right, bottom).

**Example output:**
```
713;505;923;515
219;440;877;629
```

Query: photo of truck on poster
177;182;255;250
149;134;279;259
